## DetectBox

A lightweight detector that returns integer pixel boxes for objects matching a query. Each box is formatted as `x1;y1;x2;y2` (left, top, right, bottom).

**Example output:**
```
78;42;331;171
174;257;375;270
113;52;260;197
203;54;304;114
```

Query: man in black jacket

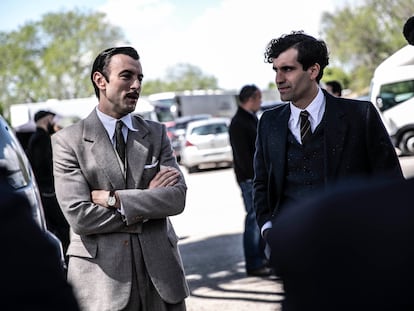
26;110;70;256
229;84;271;276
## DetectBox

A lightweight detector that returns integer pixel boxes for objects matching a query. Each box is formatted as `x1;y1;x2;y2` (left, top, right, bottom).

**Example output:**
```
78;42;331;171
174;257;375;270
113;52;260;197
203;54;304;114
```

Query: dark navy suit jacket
253;90;404;229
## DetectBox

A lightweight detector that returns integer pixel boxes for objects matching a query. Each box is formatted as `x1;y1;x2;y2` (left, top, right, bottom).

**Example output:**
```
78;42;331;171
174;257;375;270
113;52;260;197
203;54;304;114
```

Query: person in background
26;110;70;257
0;167;80;311
52;46;189;311
229;84;272;277
325;80;342;97
403;15;414;45
254;31;404;252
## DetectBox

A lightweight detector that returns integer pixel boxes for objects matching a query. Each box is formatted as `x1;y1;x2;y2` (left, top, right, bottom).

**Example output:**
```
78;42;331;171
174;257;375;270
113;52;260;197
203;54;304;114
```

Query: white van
370;45;414;156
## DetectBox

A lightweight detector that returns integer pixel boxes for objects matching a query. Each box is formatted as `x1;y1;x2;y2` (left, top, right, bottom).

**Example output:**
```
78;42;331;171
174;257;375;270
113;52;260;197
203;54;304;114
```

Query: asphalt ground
171;166;283;310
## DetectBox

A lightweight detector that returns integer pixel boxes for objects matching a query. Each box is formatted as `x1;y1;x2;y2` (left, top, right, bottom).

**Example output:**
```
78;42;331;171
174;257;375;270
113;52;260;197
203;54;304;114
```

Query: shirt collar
289;87;325;129
96;108;138;140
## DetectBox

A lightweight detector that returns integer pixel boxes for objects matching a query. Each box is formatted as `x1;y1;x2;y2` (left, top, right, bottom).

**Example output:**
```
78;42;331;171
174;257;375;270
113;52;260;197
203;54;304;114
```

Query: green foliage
320;0;412;94
0;9;126;112
322;67;350;90
141;63;219;95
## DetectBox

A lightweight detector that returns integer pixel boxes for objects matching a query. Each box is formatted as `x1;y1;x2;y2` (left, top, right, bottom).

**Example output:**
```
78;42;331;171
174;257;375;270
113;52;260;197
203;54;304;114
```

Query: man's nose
131;78;141;89
275;72;284;84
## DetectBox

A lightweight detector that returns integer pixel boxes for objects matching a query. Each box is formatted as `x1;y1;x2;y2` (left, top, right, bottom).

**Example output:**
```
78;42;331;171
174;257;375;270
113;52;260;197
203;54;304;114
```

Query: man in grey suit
52;46;189;311
254;31;404;249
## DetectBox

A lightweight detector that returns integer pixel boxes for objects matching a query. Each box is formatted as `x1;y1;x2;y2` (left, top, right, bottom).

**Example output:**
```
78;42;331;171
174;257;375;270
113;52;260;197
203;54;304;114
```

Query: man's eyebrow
273;65;295;71
118;69;143;78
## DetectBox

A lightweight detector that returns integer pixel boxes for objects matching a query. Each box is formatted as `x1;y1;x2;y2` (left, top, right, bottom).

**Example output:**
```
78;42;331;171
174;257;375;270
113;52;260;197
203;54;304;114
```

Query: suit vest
281;123;325;209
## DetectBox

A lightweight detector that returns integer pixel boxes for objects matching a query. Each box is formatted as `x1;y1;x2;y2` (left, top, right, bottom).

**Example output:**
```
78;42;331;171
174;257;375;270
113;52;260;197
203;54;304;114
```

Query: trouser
123;235;187;311
239;180;267;271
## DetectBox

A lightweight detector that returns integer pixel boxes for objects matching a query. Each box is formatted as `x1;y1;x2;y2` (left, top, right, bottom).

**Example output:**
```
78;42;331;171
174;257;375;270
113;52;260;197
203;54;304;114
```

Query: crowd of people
2;14;413;311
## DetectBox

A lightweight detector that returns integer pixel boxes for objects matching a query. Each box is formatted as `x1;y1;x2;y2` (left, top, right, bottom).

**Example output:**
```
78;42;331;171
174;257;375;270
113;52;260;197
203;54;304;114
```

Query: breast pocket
140;160;159;188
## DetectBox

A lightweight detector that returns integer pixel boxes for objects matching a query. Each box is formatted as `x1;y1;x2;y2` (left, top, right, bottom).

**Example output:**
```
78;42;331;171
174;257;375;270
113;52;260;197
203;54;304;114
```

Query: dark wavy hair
90;46;140;99
264;31;329;83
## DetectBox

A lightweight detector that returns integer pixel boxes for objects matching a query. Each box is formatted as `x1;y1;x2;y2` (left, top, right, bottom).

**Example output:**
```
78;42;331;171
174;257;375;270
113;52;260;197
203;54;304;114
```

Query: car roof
174;114;211;124
186;117;230;130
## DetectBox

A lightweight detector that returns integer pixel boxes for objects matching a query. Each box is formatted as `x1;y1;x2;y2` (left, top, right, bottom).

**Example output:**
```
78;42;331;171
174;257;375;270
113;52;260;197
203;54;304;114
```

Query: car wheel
187;166;198;174
398;130;414;156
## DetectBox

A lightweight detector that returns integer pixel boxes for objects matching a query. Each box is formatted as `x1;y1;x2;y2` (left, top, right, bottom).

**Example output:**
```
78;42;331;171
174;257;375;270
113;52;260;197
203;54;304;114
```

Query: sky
0;0;359;91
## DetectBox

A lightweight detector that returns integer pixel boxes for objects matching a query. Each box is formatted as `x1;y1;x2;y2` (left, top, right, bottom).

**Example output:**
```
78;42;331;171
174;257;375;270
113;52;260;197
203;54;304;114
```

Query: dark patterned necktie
300;110;312;145
115;120;126;165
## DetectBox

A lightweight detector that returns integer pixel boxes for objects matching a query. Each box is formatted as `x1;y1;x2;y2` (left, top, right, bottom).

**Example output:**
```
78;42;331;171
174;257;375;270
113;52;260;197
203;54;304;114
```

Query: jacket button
123;240;129;246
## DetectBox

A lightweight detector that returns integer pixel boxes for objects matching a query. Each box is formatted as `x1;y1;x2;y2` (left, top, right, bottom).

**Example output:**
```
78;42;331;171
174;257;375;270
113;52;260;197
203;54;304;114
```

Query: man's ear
93;71;107;91
309;63;321;80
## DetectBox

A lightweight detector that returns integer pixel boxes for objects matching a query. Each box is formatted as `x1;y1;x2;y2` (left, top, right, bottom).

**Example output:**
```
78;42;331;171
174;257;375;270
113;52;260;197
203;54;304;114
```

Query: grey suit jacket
52;110;189;311
253;90;404;229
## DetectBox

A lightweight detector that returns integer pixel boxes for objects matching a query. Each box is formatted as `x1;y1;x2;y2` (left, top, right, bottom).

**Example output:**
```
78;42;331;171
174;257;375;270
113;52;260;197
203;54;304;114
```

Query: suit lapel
126;116;150;189
323;94;347;179
84;111;126;189
268;105;290;194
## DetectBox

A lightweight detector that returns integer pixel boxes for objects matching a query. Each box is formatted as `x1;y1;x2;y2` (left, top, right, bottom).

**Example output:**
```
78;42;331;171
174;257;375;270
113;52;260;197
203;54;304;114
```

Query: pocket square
144;160;159;169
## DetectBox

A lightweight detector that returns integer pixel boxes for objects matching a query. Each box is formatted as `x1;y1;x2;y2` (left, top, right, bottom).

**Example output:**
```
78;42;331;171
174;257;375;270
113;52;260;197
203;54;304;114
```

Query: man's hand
90;166;179;208
91;190;116;208
149;166;180;189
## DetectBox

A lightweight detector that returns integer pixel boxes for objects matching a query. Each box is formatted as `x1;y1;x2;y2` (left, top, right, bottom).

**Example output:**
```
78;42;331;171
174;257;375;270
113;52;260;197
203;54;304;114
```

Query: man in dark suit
266;177;414;310
229;84;271;276
52;47;188;311
254;31;403;245
0;168;80;311
26;110;70;257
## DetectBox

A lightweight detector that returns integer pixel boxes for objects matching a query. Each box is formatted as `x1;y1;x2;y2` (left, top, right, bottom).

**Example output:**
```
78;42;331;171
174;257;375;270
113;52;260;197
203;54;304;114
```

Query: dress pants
123;235;186;311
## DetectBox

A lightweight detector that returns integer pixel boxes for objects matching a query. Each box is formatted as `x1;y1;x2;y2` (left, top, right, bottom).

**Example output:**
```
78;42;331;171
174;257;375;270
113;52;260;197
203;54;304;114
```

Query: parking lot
172;156;414;310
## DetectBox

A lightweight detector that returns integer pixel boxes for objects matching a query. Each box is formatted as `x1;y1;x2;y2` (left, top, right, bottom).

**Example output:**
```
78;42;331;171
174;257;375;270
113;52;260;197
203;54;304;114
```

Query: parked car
180;118;233;173
0;115;66;269
169;114;211;162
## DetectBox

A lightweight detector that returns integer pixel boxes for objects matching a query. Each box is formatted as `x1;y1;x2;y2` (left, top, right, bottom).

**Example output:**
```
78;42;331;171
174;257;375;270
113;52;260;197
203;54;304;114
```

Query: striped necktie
300;110;311;145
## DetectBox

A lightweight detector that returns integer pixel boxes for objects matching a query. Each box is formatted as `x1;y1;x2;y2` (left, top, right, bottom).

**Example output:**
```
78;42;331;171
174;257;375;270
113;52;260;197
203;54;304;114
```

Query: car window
0;123;30;189
191;123;228;135
377;79;414;112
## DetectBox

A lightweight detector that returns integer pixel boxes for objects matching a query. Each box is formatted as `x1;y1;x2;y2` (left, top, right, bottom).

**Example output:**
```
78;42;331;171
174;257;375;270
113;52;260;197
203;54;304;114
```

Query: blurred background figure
229;84;271;277
325;80;342;97
403;15;414;45
53;115;81;132
0;167;79;311
26;110;70;258
267;177;414;311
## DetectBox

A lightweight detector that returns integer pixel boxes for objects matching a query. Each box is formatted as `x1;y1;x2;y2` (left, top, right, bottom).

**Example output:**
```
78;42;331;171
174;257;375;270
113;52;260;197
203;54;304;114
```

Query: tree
141;63;218;95
0;9;126;114
322;67;350;91
320;0;412;93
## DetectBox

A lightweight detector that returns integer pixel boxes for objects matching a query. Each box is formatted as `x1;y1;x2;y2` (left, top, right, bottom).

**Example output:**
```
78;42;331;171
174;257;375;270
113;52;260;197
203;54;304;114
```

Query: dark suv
0;115;66;269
